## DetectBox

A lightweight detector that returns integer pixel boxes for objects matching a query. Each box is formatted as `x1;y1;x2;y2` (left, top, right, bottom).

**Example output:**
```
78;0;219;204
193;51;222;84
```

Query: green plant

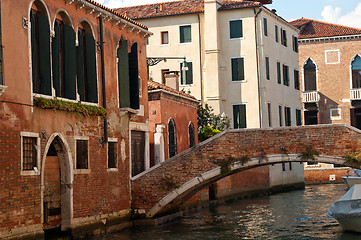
298;145;319;161
258;149;268;162
343;150;361;165
199;125;221;141
280;146;288;155
34;97;107;118
157;175;180;192
213;155;250;176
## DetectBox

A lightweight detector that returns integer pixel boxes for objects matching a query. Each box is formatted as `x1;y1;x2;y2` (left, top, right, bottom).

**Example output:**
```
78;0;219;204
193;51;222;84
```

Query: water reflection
93;184;361;240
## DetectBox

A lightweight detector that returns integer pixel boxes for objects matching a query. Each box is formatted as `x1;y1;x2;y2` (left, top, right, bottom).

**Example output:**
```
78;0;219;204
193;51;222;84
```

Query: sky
94;0;361;28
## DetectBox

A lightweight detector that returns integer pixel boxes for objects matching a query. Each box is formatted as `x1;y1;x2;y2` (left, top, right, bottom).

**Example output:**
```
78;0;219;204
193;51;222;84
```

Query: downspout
197;13;204;105
99;16;108;144
254;7;263;128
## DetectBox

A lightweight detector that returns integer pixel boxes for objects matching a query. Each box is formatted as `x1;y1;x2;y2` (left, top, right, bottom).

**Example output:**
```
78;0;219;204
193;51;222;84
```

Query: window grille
23;137;37;170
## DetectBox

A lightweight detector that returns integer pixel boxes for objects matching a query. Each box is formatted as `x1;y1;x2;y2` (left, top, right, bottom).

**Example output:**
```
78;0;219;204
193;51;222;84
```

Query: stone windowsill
0;85;7;97
119;107;139;117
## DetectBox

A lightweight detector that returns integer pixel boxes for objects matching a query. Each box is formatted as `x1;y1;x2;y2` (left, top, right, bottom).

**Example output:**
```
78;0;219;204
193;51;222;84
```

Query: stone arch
77;18;95;38
145;154;346;218
53;8;74;29
302;57;318;92
41;133;73;230
350;53;361;89
188;121;195;148
167;118;177;158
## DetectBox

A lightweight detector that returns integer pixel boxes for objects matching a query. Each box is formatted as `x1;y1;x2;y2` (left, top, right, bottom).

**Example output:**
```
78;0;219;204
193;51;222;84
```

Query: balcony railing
350;88;361;100
302;91;319;103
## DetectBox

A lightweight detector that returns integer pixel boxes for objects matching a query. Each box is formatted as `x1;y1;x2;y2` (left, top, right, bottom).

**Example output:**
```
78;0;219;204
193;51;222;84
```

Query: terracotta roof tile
115;0;271;20
148;80;198;100
290;18;361;39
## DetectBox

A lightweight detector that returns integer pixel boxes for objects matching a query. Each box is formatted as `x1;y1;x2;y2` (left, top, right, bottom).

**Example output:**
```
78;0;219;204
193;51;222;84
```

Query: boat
342;169;361;189
327;184;361;232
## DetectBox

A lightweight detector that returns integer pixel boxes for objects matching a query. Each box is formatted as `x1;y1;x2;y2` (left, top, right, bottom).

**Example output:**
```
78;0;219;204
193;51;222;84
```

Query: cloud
321;3;361;28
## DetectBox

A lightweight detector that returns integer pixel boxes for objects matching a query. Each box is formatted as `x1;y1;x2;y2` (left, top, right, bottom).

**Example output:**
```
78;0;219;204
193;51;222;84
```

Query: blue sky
95;0;361;28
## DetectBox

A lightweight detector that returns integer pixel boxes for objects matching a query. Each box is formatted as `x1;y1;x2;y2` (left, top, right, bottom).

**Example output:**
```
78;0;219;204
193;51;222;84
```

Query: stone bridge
132;124;361;218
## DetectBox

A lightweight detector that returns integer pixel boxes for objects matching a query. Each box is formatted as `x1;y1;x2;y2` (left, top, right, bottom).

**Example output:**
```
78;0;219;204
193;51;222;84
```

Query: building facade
148;77;199;167
290;18;361;181
0;0;150;238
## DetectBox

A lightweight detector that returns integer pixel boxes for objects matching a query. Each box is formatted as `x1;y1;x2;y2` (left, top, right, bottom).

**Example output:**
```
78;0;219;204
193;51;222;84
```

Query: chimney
164;71;179;91
160;3;164;12
271;9;277;14
125;11;128;17
154;5;158;13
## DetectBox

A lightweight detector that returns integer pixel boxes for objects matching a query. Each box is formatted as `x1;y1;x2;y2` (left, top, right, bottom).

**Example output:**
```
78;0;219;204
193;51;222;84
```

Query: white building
116;0;304;193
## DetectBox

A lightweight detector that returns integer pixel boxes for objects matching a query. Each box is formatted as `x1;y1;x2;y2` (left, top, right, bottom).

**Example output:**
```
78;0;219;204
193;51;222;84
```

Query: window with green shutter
233;104;246;129
279;105;283;127
117;40;130;108
231;58;245;81
275;25;279;43
277;62;281;84
129;43;139;110
283;64;289;86
30;10;51;95
294;69;300;90
230;20;243;39
63;24;76;100
285;107;291;126
180;25;191;43
296;109;302;126
265;57;270;80
264;18;268;36
180;62;193;85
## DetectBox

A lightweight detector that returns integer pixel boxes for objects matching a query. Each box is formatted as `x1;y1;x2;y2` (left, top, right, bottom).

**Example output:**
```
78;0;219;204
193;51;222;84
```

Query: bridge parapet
132;124;361;218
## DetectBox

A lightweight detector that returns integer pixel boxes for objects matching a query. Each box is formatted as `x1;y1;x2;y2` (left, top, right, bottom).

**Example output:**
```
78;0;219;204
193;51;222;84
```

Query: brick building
148;76;199;167
0;0;151;238
290;18;361;182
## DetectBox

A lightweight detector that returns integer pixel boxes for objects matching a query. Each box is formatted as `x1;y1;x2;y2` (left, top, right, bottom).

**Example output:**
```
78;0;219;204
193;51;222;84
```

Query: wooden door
131;131;145;177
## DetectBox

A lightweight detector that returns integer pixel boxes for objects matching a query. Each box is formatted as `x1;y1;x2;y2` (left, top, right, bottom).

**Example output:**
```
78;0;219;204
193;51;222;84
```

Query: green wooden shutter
180;25;191;43
239;104;246;128
186;62;193;84
38;14;51;95
76;31;85;101
129;43;139;109
231;58;237;81
277;62;281;84
233;104;247;129
52;22;60;96
230;20;242;39
117;40;130;108
85;34;98;103
30;12;36;92
63;25;76;100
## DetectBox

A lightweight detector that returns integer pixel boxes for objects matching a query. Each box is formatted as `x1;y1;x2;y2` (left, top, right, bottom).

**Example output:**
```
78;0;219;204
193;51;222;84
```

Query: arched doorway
168;119;177;158
41;133;73;231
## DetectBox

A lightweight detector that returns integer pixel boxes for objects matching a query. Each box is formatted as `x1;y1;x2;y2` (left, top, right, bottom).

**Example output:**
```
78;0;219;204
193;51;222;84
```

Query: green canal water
91;184;361;240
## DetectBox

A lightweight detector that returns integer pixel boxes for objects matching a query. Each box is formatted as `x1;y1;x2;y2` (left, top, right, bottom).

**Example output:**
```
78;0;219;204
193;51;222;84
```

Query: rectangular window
108;141;117;169
292;35;298;52
285;106;291;126
281;28;287;47
283;64;289;86
296;109;302;126
180;25;191;43
330;108;341;120
294;70;300;90
265;57;270;80
22;136;39;171
282;162;286;171
233;104;247;129
264;18;268;36
180;62;193;85
231;57;245;81
279;105;283;127
277;62;281;84
161;31;169;44
275;25;279;42
230;20;243;39
268;102;272;127
76;139;88;169
146;38;149;45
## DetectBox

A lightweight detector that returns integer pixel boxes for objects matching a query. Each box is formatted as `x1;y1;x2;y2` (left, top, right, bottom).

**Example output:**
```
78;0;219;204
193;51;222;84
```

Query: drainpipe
254;7;263;128
99;16;107;144
197;13;204;105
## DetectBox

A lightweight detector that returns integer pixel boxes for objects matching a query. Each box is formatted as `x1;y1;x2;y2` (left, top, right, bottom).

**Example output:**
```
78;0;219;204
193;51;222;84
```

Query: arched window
168;119;177;158
30;1;51;95
352;55;361;89
76;21;97;103
117;39;130;108
52;12;76;100
129;43;139;109
304;58;317;91
188;122;195;148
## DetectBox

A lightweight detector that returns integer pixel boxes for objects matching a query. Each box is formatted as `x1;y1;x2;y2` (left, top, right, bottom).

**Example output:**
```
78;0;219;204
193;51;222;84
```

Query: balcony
302;91;319;103
350;88;361;100
0;85;7;97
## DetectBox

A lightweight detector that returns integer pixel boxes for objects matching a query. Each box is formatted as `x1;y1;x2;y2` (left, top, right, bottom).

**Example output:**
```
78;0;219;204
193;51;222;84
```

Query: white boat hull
336;215;361;232
342;176;361;189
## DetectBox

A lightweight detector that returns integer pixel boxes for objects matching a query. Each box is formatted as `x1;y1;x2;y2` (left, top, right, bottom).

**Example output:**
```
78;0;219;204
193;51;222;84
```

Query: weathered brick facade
0;0;150;238
132;124;361;218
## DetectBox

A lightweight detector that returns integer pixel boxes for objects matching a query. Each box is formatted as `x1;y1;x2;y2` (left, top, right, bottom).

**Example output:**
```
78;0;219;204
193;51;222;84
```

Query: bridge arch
132;124;361;218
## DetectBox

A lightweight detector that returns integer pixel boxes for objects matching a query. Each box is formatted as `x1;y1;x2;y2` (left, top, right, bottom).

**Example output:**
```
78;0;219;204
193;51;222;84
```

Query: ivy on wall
34;97;106;117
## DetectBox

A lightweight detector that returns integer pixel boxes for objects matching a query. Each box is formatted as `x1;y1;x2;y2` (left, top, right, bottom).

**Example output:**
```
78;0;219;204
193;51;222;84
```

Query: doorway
131;130;145;177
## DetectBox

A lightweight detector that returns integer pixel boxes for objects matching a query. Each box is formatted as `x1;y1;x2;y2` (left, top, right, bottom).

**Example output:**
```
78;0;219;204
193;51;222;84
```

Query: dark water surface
93;184;361;240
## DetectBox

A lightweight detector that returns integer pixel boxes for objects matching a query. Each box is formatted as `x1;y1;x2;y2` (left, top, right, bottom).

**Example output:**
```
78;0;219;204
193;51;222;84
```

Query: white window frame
20;132;41;176
231;56;246;82
325;49;340;64
107;138;118;172
232;102;247;129
74;136;90;174
330;108;342;120
229;19;244;40
180;60;194;86
179;24;192;45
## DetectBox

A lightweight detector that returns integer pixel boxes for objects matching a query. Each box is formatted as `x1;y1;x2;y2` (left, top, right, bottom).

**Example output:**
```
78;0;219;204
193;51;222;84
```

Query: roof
148;80;198;101
290;18;361;39
114;0;271;20
84;0;147;29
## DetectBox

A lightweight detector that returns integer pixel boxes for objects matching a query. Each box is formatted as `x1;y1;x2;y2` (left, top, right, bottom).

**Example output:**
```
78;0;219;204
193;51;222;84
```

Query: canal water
91;184;361;240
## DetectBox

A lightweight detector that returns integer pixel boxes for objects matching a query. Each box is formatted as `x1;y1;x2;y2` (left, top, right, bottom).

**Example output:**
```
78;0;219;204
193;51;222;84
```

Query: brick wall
304;168;348;184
